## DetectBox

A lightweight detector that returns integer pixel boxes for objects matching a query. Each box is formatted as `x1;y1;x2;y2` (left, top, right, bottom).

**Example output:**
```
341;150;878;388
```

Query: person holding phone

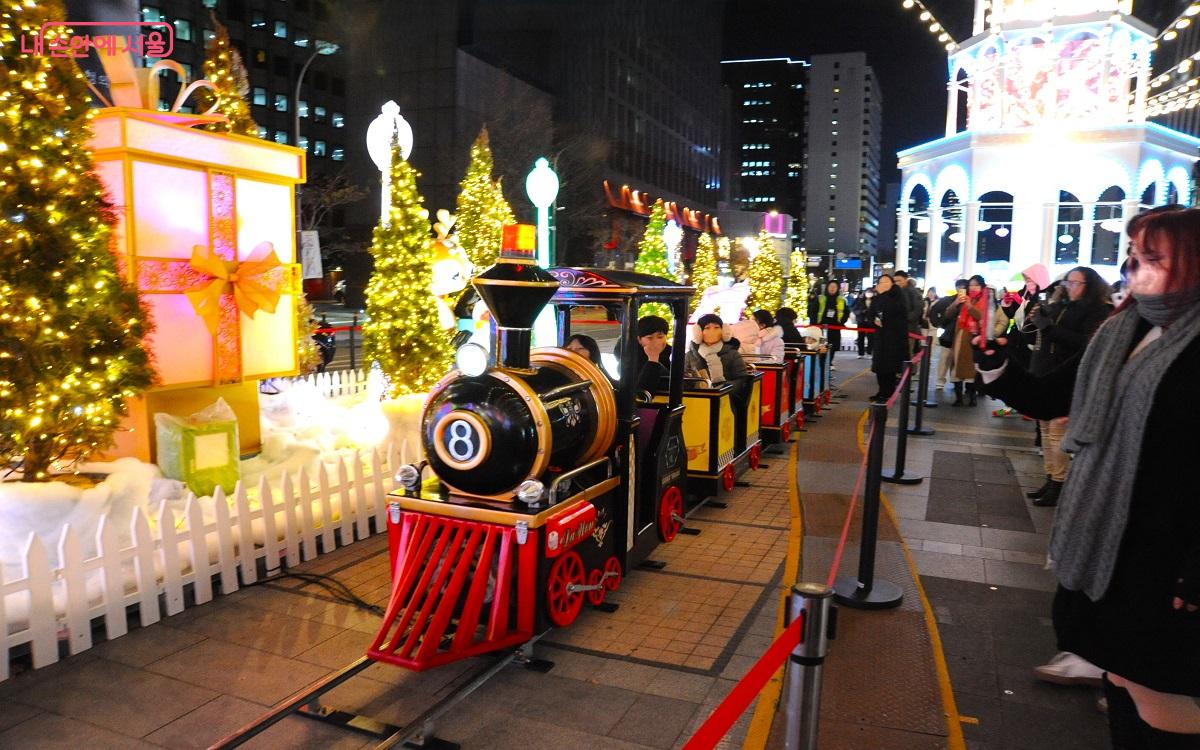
944;274;989;406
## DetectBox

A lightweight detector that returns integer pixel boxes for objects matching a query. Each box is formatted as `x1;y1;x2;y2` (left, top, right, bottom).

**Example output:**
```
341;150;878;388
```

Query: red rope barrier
682;612;807;750
313;325;362;334
825;421;874;588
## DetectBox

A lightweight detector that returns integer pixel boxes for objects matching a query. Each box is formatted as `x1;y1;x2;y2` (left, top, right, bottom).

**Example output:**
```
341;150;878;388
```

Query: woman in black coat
865;273;910;402
978;209;1200;746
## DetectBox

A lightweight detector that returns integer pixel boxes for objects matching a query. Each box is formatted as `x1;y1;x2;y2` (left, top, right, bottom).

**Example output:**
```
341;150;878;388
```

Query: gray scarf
1051;299;1200;600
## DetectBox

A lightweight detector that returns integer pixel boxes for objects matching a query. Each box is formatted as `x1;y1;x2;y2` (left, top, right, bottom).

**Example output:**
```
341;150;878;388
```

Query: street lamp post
525;157;560;267
293;40;339;227
365;101;414;226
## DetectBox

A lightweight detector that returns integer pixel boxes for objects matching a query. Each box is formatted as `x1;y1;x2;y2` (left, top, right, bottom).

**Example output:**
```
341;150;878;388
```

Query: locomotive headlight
455;343;489;377
516;479;545;505
395;463;421;490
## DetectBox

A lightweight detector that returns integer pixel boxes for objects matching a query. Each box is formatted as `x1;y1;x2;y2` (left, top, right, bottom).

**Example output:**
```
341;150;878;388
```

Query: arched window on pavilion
1091;185;1124;267
976;191;1014;264
1140;183;1156;210
939;190;963;264
907;184;931;280
1055;190;1083;265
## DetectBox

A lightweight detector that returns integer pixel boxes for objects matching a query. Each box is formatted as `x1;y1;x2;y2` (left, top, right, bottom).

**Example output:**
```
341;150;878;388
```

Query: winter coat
756;326;785;362
867;287;909;376
1028;298;1110;377
685;326;748;383
982;326;1200;695
945;293;990;381
899;282;924;335
779;322;803;345
928;293;960;348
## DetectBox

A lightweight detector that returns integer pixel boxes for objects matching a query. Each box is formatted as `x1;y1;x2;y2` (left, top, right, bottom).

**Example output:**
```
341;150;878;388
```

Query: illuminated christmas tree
0;0;155;480
634;200;672;319
455;127;514;269
295;295;320;375
785;249;810;311
689;232;718;314
746;230;784;314
362;144;454;396
196;14;259;137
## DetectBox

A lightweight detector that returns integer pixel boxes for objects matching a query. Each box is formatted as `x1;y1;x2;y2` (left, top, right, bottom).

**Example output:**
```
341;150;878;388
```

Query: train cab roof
548;267;694;302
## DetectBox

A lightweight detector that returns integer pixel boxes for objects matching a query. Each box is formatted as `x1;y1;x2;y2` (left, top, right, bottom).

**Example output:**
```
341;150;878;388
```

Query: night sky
724;0;1185;187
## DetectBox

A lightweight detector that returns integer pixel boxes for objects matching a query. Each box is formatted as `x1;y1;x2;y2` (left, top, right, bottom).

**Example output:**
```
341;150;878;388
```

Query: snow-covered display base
0;371;421;677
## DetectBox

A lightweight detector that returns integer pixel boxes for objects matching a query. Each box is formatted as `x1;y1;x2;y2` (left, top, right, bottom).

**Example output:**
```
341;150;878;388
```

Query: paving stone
0;711;160;749
0;697;40;732
608;693;699;749
979;527;1048;554
642;669;717;703
983;559;1057;592
898;518;983;546
170;600;348;658
145;637;331;707
143;694;269;749
909;549;987;584
87;623;205;669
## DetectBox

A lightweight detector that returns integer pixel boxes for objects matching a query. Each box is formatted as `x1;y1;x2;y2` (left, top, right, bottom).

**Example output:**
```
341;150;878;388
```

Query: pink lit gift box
86;55;306;460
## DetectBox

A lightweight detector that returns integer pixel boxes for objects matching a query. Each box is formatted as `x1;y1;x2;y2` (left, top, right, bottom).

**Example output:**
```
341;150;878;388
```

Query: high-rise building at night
804;53;883;265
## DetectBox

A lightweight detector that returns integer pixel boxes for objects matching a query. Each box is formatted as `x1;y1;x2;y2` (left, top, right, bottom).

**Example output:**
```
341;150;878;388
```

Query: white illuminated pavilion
897;0;1200;291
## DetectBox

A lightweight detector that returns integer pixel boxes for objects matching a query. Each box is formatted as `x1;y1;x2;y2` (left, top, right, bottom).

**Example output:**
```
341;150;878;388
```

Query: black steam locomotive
368;238;693;671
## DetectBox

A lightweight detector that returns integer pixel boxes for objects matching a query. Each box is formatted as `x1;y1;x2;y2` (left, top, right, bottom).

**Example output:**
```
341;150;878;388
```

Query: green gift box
155;399;241;497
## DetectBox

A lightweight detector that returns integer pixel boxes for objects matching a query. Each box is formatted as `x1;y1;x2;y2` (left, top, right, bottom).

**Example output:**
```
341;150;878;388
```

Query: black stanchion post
834;403;903;609
924;334;939;409
908;339;936;436
882;363;924;485
349;313;358;371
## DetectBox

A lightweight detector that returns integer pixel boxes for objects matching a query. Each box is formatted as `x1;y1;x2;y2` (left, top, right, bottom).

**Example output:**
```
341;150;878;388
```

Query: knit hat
636;315;669;338
696;313;723;329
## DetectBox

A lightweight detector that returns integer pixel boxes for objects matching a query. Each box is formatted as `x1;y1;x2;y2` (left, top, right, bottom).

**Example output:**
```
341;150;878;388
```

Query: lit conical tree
295;295;320;375
196;13;259;136
0;0;155;480
362;143;454;396
455;127;514;269
785;249;810;311
689;231;718;314
634;200;672;319
746;230;784;314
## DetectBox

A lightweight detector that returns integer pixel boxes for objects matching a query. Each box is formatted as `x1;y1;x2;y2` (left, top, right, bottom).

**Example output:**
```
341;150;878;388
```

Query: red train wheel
722;464;736;492
824;391;832;406
814;399;822;414
546;551;585;627
657;485;684;542
781;421;792;442
603;557;622;593
796;411;805;429
749;444;762;470
586;569;606;606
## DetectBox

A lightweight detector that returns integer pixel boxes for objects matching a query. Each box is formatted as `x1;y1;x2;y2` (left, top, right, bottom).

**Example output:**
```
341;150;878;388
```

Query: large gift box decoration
86;53;306;460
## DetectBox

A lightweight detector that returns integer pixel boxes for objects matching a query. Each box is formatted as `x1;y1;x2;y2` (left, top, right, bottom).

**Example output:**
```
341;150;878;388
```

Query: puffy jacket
756;326;785;362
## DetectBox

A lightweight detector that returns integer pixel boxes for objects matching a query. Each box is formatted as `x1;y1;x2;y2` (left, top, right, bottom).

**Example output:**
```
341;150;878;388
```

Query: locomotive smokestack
472;224;559;371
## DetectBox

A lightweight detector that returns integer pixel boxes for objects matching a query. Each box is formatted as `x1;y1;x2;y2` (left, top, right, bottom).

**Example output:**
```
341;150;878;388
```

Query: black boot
1033;480;1063;507
1027;475;1052;499
967;382;978;407
951;382;963;406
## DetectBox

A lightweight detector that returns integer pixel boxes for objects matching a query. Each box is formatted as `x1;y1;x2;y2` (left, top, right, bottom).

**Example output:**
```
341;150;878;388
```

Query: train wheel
814;399;822;415
603;556;622;593
796;412;805;429
586;570;606;606
657;486;684;542
781;421;792;442
547;551;585;627
722;464;736;492
749;444;762;470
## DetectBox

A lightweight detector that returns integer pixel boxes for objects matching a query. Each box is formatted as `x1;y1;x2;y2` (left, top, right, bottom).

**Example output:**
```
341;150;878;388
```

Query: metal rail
208;635;546;750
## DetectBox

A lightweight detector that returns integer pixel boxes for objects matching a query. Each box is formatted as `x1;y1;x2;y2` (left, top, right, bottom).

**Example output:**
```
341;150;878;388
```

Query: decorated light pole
366;100;414;225
525;157;559;267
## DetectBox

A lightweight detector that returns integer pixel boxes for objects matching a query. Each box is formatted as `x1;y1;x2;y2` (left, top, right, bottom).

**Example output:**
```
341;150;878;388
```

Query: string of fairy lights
898;0;959;51
1145;3;1200;114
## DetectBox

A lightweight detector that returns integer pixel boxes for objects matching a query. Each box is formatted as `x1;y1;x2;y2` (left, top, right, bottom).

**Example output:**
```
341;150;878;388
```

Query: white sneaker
1034;652;1104;687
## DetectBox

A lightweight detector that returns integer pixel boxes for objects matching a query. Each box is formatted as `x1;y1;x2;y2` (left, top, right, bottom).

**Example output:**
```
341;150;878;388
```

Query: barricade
909;334;937;434
881;353;925;486
681;336;917;748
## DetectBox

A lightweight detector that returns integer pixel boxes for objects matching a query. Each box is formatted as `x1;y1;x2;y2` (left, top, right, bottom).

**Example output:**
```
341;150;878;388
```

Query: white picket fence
0;443;402;681
283;368;370;399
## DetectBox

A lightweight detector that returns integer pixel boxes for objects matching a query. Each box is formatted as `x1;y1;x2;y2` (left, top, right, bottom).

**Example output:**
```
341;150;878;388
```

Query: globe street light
525;157;559;267
366;101;415;225
293;40;339;226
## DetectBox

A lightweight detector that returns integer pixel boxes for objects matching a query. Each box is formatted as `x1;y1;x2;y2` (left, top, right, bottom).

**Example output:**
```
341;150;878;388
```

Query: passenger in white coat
752;309;786;363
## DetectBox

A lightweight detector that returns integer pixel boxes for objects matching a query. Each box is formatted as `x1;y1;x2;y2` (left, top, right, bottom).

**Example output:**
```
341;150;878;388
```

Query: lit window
173;18;192;41
251;12;266;28
202;0;217;7
298;100;308;118
274;20;288;39
252;87;267;106
203;28;215;43
141;7;163;22
274;94;288;112
314;140;327;156
314;106;326;122
298;136;308;151
332;146;345;161
332;112;345;128
273;131;288;145
257;125;268;139
294;29;309;48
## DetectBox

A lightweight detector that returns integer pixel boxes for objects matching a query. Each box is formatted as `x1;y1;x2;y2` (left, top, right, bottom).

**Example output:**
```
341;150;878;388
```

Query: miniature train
369;240;826;672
